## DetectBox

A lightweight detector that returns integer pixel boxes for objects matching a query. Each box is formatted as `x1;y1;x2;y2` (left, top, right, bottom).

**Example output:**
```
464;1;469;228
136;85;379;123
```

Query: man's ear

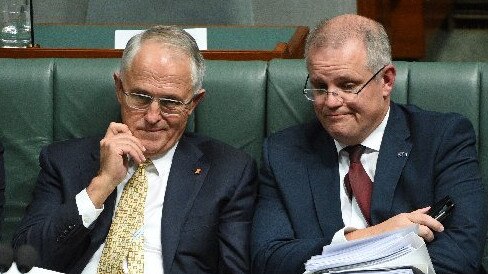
113;72;123;103
187;89;206;115
193;89;206;105
381;64;396;97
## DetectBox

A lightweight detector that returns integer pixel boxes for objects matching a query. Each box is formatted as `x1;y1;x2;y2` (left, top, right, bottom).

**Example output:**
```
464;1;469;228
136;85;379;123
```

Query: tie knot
138;159;153;169
345;145;365;163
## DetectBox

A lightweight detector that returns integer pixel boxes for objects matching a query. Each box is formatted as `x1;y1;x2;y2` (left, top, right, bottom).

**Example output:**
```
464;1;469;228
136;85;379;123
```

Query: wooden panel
285;26;309;58
357;0;424;59
0;48;287;60
387;0;425;59
357;0;452;60
0;26;309;60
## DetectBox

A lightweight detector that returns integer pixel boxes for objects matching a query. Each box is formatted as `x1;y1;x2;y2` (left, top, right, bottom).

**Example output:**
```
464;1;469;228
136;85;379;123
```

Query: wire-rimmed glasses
303;65;386;104
123;91;194;116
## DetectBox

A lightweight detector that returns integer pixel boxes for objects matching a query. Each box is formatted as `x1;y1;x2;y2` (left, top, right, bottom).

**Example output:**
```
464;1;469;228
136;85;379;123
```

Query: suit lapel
371;103;412;224
160;136;207;273
306;122;344;238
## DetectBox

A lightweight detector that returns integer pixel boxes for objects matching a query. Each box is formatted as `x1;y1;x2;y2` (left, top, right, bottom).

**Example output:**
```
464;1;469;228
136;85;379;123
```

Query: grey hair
305;14;391;72
120;25;205;94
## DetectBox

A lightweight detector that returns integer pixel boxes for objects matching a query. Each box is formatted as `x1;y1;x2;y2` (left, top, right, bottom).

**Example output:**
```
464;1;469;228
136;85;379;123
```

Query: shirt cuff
331;226;358;244
75;189;104;228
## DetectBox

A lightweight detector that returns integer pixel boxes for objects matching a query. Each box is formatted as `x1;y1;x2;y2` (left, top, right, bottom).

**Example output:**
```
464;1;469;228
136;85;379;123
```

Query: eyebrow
130;90;185;102
311;74;362;86
127;88;151;95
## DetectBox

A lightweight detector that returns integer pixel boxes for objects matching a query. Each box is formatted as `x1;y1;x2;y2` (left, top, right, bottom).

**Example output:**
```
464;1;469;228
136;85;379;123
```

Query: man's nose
145;100;162;121
316;92;343;108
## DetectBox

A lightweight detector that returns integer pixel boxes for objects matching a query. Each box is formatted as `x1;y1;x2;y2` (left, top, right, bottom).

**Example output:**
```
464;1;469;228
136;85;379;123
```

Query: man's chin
136;130;183;157
134;130;168;147
143;145;167;158
323;123;358;144
141;137;178;157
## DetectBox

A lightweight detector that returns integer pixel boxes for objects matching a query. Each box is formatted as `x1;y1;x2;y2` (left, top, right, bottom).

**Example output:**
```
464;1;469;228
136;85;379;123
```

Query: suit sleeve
11;145;92;272
251;138;328;274
217;155;258;274
427;115;488;273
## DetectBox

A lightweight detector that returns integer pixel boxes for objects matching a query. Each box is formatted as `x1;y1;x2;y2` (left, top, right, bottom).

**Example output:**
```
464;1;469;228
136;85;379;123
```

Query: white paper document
303;225;435;274
5;263;64;274
114;28;208;50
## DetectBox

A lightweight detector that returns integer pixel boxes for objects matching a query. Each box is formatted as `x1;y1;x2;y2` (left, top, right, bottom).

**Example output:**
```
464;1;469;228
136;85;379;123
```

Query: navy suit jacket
251;103;488;274
13;132;257;274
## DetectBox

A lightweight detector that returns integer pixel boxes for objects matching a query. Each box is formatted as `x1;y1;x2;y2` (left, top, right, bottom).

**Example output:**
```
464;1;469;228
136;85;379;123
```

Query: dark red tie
344;145;373;225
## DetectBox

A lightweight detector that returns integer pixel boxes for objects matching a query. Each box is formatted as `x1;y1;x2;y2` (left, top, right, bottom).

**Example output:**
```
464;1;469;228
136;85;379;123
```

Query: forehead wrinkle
309;64;363;81
308;55;370;84
126;42;191;75
133;78;191;99
125;63;191;93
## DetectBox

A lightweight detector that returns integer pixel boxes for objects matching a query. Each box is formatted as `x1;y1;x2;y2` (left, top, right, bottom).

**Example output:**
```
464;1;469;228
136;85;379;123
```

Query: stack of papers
304;226;435;274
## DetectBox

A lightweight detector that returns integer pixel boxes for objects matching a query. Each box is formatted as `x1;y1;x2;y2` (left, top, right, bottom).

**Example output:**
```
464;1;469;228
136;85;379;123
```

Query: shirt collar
147;141;179;175
128;141;178;175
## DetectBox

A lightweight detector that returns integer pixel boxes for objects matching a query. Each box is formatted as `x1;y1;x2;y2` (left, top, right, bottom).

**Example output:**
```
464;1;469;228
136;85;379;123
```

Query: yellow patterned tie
98;160;151;274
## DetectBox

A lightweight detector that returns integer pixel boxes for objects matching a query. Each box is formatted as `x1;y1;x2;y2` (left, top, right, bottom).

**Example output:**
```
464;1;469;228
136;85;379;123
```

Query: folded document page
304;225;435;274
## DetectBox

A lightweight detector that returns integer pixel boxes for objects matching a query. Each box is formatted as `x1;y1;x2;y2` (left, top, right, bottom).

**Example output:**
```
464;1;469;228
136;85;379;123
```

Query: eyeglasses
303;65;386;104
123;91;194;116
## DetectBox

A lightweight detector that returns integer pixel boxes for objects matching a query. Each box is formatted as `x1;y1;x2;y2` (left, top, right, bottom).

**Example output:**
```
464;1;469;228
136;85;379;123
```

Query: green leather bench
1;58;488;267
0;58;267;245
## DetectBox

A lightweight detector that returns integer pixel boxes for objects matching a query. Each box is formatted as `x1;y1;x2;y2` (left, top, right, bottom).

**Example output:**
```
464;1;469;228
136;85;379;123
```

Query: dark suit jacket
0;142;5;238
251;103;488;274
12;132;257;274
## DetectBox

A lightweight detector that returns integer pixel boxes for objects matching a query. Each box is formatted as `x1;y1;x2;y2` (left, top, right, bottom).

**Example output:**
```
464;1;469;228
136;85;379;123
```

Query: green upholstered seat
265;59;314;135
1;58;488;269
197;61;267;166
53;58;121;141
0;59;54;242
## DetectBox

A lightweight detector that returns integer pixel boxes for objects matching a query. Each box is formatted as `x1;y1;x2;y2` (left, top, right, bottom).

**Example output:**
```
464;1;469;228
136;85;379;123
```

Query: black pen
429;196;455;223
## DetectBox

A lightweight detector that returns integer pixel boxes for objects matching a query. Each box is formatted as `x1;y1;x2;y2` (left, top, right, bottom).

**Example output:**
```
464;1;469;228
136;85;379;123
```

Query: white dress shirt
76;143;178;274
331;108;390;243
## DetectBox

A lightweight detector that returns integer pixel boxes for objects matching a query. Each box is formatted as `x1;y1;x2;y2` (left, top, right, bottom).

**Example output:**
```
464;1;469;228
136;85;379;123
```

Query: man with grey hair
13;25;257;274
251;14;487;273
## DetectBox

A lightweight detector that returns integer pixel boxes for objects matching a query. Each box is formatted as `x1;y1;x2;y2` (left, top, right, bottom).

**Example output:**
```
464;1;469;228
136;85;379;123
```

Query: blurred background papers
303;225;435;274
114;28;207;50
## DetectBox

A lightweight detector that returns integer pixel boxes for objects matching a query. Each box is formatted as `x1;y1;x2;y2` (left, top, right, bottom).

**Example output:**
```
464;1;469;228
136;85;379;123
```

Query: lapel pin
397;152;408;157
194;168;202;175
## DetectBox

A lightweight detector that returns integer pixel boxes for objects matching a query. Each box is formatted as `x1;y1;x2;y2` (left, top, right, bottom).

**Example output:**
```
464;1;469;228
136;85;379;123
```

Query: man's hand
346;207;444;242
86;122;146;208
